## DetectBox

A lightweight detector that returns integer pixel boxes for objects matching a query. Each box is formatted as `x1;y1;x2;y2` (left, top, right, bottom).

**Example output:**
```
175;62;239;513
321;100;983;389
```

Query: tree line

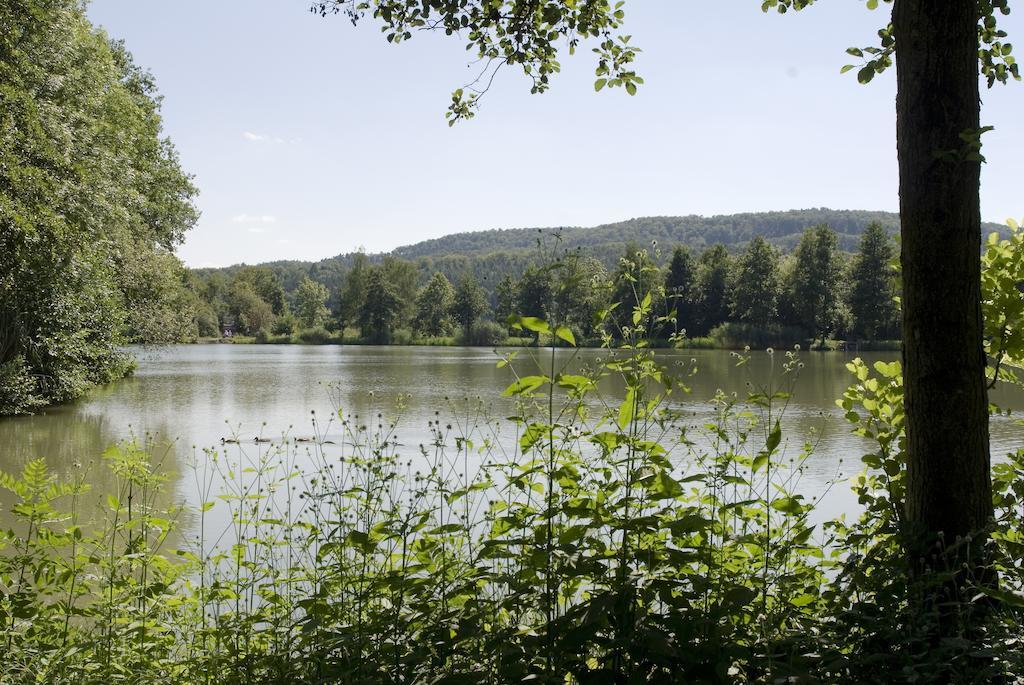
188;222;899;348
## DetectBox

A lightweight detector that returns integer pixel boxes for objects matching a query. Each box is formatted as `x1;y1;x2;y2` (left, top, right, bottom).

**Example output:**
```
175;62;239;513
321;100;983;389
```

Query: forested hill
191;208;1008;321
197;208;1005;286
390;209;1005;259
393;208;911;258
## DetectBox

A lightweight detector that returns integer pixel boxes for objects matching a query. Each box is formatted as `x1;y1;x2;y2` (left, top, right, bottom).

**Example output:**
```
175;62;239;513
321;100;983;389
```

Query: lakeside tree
228;281;275;336
1;0;198;414
295;276;331;329
517;266;554;322
764;1;1018;646
791;225;843;346
359;267;402;343
452;274;489;341
664;245;695;334
692;245;732;336
608;245;663;337
340;252;370;330
553;254;608;339
414;272;456;337
234;266;287;316
119;248;202;345
847;222;898;340
383;255;421;323
730;236;780;327
494;275;519;330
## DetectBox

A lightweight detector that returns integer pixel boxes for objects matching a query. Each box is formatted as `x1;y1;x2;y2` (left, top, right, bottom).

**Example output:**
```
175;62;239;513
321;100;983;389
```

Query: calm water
2;345;1023;531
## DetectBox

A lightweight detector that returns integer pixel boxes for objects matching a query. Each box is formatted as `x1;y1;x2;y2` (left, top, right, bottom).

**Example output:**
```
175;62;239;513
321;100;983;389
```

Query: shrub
389;327;414;345
458;320;508;346
0;356;44;415
707;322;806;349
297;326;332;344
271;314;296;336
195;305;220;338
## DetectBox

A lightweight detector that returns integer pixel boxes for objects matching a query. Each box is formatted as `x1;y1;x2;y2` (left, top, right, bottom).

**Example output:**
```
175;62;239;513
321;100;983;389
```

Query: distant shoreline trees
186;223;901;350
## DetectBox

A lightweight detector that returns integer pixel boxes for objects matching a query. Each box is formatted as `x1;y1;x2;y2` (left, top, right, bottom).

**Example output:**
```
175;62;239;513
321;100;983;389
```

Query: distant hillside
393;209;914;258
193;209;1007;309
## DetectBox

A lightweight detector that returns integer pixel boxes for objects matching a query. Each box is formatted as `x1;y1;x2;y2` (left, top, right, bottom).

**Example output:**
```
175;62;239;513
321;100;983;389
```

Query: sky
86;1;1024;268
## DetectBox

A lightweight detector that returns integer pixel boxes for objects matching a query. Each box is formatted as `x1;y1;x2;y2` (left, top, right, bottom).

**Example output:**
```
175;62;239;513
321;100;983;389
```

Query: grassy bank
198;324;901;352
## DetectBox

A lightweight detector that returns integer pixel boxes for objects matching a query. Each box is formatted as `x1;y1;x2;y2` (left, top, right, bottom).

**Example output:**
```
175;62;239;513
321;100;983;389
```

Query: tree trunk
893;0;993;578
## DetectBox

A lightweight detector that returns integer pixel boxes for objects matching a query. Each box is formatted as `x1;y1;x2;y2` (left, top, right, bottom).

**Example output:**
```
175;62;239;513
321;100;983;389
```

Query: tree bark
893;0;993;569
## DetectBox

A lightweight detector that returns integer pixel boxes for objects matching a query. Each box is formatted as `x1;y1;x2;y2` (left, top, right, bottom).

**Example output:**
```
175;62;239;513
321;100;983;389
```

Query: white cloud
231;214;277;225
241;131;300;144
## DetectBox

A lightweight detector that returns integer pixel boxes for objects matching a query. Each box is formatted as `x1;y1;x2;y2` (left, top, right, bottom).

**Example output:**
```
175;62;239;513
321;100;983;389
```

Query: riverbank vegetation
0;1;200;415
3;266;1024;682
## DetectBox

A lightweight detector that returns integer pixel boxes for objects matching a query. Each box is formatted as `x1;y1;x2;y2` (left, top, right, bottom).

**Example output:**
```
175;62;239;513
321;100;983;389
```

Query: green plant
457;320;508;346
297;326;333;344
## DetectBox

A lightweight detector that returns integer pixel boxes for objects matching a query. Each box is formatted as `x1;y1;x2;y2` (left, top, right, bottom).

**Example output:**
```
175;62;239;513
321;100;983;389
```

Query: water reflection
1;345;1021;538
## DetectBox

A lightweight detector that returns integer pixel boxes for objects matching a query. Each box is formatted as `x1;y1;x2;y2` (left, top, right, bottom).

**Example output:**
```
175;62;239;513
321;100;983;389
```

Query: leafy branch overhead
311;0;642;123
765;0;1019;85
314;0;1019;124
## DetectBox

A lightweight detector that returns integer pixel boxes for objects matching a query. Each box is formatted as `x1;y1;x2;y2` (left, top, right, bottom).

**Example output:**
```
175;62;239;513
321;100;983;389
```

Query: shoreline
190;336;902;352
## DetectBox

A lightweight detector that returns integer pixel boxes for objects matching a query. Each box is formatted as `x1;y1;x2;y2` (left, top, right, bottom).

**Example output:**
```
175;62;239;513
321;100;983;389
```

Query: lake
2;344;1023;535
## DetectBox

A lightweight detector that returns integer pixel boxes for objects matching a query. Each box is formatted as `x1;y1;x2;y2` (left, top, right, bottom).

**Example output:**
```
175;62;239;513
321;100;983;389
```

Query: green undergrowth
3;293;1024;684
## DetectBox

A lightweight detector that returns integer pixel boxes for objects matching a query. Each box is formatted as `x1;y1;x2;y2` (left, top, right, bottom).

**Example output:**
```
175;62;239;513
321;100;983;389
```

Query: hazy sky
86;1;1023;268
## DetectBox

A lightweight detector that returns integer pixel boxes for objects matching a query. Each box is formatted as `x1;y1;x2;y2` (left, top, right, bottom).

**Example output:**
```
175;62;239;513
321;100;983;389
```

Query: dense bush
706;322;808;349
297;326;334;344
0;1;198;414
0;356;44;416
458;320;509;346
272;314;297;336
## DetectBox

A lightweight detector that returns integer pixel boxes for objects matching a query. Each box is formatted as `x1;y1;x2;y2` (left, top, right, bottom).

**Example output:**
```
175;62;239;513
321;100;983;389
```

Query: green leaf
648;471;683;499
789;593;818;607
520;422;547;452
873;360;901;378
617;387;636;430
771;495;805;515
752;452;770;473
502;375;549;397
519;316;551;335
554;325;576;346
979;586;1024;607
594;78;607;92
766;421;781;452
346;530;376;552
590;431;621;453
557;374;593;392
